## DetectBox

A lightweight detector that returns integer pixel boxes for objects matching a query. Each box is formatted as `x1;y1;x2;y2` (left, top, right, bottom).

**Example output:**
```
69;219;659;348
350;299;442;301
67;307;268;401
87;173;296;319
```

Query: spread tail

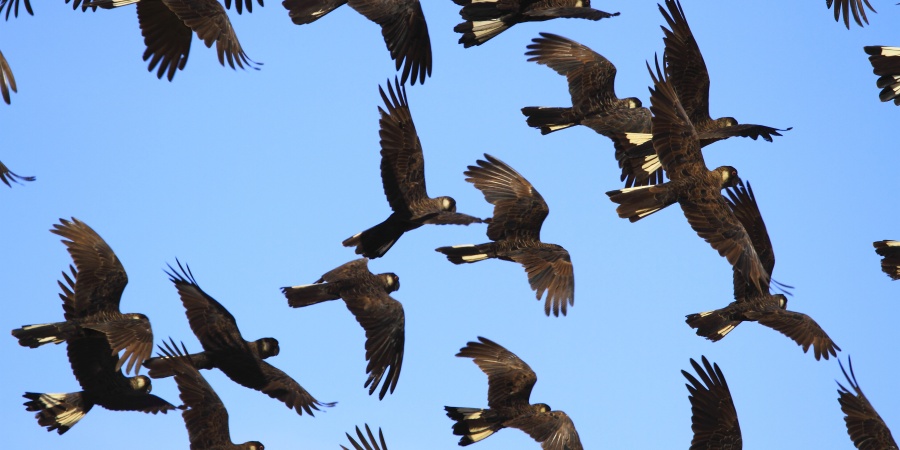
283;0;345;25
435;243;494;264
342;218;405;259
605;185;673;222
281;283;340;308
685;309;741;342
11;322;78;348
444;406;502;445
23;392;92;435
521;107;579;134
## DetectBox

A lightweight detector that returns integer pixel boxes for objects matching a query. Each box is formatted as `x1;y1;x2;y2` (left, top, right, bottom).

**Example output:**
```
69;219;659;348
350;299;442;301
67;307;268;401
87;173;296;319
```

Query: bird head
130;375;152;394
439;196;457;212
379;273;401;293
715;166;741;188
257;337;280;358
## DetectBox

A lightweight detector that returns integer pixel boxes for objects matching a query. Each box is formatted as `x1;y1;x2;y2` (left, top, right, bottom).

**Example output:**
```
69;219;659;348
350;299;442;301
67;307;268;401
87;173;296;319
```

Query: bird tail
342;218;405;259
282;283;340;308
11;322;78;348
685;309;740;342
435;243;495;264
521;107;580;134
143;351;213;378
23;392;92;435
605;185;673;222
283;0;345;25
444;407;503;445
454;16;515;48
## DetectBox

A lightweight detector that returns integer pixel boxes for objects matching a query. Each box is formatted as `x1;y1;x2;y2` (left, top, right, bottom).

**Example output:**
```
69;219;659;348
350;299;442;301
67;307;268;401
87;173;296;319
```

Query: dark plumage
873;240;900;280
616;0;788;187
828;0;876;28
21;272;174;434
606;59;770;294
281;258;404;399
0;160;34;186
837;357;898;449
156;340;265;450
864;46;900;106
453;0;618;48
342;424;388;450
1;0;99;17
682;356;742;450
445;337;583;450
142;261;334;415
12;218;154;375
685;181;840;360
436;154;574;317
282;0;431;85
343;78;484;258
0;49;16;104
83;0;259;81
520;33;651;151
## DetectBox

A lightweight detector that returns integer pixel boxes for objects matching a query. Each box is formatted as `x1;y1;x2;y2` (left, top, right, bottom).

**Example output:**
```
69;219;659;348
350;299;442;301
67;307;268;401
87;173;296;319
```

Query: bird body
282;258;404;399
436;154;574;317
453;0;618;48
344;79;484;258
445;337;583;450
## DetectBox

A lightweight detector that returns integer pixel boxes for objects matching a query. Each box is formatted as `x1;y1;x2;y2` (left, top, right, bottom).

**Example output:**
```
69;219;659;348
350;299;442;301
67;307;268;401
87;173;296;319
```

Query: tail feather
23;392;92;435
444;407;502;445
283;0;345;25
11;322;78;348
435;244;494;264
342;218;405;259
685;310;741;342
458;1;515;21
142;351;213;378
455;18;513;47
521;107;579;134
605;185;673;222
282;283;340;308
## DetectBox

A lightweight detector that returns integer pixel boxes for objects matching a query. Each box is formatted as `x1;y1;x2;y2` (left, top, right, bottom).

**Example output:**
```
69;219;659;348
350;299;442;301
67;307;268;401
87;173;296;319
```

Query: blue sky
3;1;899;448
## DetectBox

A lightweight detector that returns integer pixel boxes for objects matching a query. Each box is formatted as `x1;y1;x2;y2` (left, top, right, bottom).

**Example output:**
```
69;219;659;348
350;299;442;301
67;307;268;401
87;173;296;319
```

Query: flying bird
682;356;742;450
21;272;174;434
828;0;876;28
685;181;840;360
12;218;154;375
452;0;618;48
0;160;34;186
155;339;266;450
873;240;900;280
520;32;651;147
0;0;97;18
142;260;334;416
343;78;484;258
864;46;900;106
82;0;259;81
282;258;404;400
837;357;897;449
436;154;574;317
282;0;431;85
616;0;788;187
0;49;16;104
445;337;583;450
606;59;770;294
342;424;388;450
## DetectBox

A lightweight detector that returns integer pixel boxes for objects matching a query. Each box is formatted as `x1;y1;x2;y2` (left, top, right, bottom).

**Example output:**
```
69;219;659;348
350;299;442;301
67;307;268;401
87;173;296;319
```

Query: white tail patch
451;244;475;249
547;123;573;131
878;46;900;56
288;283;316;290
37;393;68;407
885;241;900;247
470;20;504;40
468;428;495;443
613;185;653;195
635;207;662;218
464;410;483;420
22;323;53;330
641;156;662;173
698;310;715;317
110;0;139;6
37;336;63;344
625;132;652;144
717;324;736;337
461;254;489;262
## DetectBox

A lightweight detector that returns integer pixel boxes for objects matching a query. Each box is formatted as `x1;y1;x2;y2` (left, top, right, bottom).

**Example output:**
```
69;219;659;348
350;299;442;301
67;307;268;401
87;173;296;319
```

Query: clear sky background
3;1;898;449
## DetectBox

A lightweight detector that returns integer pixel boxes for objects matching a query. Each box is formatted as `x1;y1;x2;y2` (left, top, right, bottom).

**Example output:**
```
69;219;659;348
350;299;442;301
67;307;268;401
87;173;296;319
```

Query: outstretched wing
378;77;430;216
724;181;775;300
457;336;536;410
757;309;840;360
507;410;584;450
342;424;388;450
659;0;711;124
342;290;405;399
837;358;898;449
465;154;548;242
682;356;742;449
827;0;876;28
348;0;431;85
165;260;246;352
